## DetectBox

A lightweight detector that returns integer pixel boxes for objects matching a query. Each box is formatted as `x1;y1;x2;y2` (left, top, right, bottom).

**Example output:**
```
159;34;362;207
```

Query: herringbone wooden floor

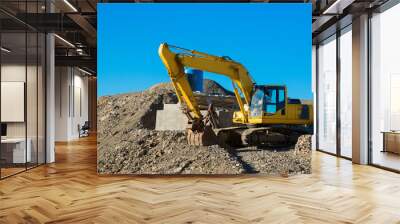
1;135;400;224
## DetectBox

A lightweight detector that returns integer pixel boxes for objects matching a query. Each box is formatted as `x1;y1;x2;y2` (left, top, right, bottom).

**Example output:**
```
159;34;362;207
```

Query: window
0;2;47;179
370;3;400;171
265;87;285;115
250;89;264;117
339;26;352;158
250;86;286;117
265;88;277;114
317;35;337;154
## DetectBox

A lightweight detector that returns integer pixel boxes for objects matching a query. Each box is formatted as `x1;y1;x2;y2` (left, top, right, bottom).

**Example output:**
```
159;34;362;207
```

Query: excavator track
240;127;301;148
186;125;304;148
214;126;303;148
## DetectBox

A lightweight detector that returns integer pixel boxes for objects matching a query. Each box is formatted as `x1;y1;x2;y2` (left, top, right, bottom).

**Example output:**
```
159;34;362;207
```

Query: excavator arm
158;43;255;123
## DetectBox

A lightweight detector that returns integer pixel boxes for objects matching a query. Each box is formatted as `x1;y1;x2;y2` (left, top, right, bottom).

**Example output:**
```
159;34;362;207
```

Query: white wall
71;72;89;138
55;67;69;141
55;67;89;141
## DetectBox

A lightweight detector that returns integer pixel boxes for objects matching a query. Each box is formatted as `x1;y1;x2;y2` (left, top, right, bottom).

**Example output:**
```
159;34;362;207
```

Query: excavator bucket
186;125;217;146
186;104;219;146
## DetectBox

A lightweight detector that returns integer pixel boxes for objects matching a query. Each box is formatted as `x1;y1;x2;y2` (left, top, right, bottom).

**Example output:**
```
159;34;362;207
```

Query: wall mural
97;3;313;175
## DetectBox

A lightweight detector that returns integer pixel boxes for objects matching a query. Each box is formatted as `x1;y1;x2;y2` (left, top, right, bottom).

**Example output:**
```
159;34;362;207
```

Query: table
1;138;32;163
382;131;400;154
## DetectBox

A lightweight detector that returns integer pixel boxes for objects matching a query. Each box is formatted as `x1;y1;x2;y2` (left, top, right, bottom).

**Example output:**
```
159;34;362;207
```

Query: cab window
264;87;286;115
265;89;277;114
250;89;264;117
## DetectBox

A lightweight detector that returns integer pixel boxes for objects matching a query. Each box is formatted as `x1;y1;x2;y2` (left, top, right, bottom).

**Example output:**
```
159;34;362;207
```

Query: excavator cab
249;85;287;119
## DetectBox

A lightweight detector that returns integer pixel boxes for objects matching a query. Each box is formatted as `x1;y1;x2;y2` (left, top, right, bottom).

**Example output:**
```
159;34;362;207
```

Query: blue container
185;68;203;92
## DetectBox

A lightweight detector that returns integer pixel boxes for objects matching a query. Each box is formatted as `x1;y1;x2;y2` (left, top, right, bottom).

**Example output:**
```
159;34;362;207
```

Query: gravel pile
98;129;243;174
97;80;312;175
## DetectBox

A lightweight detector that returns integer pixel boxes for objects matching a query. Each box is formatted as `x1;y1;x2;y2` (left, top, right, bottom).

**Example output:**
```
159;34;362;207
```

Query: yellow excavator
158;43;313;147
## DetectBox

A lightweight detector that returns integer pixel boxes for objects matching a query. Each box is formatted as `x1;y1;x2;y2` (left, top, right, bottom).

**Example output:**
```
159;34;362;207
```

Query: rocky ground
97;80;312;175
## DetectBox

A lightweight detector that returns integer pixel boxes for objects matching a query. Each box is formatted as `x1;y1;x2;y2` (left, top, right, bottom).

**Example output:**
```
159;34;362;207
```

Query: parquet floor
1;135;400;223
0;167;26;178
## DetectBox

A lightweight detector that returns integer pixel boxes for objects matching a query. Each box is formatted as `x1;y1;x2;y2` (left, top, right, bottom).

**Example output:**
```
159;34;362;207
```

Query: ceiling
311;0;391;43
1;0;395;74
0;0;97;74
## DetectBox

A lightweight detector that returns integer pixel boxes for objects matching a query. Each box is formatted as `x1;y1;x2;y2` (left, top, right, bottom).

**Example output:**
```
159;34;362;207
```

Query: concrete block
162;103;182;111
155;105;188;131
155;103;235;131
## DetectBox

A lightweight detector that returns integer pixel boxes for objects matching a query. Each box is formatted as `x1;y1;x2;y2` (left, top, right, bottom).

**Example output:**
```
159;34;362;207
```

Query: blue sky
98;3;312;99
